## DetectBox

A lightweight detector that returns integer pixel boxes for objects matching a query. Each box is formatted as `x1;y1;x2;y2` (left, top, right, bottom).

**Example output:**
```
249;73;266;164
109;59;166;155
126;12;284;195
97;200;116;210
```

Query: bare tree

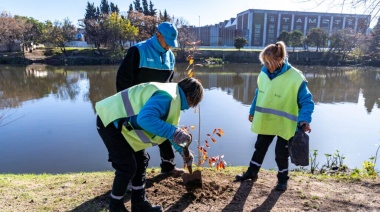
171;16;197;61
296;0;379;26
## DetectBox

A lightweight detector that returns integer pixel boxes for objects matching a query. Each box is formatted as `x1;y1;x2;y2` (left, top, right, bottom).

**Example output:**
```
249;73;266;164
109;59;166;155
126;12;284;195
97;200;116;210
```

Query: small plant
310;149;319;174
182;40;226;176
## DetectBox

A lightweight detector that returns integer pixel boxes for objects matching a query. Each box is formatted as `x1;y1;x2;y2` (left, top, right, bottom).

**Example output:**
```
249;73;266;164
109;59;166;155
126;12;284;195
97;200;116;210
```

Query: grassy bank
1;167;379;211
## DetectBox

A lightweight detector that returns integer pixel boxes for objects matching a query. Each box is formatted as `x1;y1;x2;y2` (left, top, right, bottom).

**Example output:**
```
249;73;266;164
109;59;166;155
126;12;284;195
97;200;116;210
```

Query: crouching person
95;77;203;212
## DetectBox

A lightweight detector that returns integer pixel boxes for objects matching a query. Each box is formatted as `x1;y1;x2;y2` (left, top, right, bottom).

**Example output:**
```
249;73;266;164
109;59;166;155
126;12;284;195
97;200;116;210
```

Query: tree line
0;0;197;60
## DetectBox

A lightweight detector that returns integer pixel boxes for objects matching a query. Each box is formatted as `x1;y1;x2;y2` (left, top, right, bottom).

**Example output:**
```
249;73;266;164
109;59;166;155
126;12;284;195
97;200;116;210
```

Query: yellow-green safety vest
251;67;306;140
95;82;181;151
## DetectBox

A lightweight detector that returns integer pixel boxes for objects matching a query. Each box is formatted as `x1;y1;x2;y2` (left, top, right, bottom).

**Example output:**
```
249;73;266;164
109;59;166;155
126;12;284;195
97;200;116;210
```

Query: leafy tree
329;28;356;61
234;36;248;50
163;10;169;21
128;11;158;42
0;12;28;52
110;2;119;14
100;0;110;15
134;0;143;13
368;17;380;59
46;18;76;56
129;4;134;12
289;30;304;52
142;0;149;15
149;1;157;16
305;27;328;52
104;12;138;51
277;31;290;46
85;2;97;19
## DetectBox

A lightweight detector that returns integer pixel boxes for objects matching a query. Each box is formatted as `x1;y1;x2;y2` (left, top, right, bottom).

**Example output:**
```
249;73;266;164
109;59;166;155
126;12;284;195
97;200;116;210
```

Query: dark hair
259;41;288;69
178;77;204;107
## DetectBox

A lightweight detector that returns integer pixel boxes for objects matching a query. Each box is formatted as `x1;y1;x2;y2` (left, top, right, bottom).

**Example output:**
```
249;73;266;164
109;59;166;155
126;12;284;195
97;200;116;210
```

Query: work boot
109;197;128;212
235;166;258;182
275;171;289;191
131;189;162;212
235;172;258;182
275;180;288;191
160;167;185;177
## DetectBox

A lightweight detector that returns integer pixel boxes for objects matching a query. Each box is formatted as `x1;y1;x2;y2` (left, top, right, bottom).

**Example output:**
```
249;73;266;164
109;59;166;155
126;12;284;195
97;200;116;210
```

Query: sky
0;0;377;28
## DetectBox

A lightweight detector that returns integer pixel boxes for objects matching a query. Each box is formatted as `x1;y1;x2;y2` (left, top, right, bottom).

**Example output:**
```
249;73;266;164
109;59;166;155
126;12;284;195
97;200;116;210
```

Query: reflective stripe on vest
251;67;305;140
255;106;298;122
96;82;181;151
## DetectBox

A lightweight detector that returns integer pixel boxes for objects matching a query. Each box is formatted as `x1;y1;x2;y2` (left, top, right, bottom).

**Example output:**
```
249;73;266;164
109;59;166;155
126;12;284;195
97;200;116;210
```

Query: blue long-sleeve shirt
125;87;188;153
249;60;314;124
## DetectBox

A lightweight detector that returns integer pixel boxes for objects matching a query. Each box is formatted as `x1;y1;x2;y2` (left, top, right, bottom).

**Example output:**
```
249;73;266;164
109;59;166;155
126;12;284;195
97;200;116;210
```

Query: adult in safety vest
235;41;314;192
96;77;203;212
116;22;183;180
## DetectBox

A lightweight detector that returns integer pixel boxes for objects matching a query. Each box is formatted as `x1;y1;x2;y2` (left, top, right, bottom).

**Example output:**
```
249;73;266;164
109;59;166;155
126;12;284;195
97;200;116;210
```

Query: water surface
0;64;379;174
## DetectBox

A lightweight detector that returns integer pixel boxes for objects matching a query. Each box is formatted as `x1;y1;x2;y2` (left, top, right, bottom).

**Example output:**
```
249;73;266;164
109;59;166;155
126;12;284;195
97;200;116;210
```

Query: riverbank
1;167;379;211
1;48;379;67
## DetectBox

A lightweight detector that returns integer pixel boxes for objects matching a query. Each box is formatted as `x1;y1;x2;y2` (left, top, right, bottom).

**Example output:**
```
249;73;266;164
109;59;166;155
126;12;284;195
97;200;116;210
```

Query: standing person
235;41;314;191
116;22;184;177
96;77;203;211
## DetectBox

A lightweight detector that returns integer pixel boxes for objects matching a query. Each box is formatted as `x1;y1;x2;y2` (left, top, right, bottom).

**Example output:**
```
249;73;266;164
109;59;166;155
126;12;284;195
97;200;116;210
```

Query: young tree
277;31;290;46
234;36;248;50
305;27;328;52
46;18;76;56
289;30;304;52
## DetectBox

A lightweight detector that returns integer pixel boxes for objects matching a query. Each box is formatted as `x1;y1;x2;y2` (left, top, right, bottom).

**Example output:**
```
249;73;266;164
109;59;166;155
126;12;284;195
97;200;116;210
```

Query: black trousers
249;134;290;182
96;116;149;197
159;139;176;172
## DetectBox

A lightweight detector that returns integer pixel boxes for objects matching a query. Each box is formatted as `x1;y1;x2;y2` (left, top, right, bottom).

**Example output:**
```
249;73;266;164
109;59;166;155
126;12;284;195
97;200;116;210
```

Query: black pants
159;139;176;172
96;116;149;197
249;134;290;182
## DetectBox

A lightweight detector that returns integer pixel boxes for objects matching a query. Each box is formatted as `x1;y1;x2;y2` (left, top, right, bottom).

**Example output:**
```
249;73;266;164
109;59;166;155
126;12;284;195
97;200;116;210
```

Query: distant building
190;9;371;47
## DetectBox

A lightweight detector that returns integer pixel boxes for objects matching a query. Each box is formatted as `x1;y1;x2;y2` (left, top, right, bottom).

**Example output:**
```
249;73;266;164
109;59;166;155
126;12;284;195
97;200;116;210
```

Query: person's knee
113;160;137;178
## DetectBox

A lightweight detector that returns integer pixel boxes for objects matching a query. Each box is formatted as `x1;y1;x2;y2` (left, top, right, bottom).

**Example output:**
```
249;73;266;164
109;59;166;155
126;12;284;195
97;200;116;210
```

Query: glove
173;128;191;147
180;151;194;167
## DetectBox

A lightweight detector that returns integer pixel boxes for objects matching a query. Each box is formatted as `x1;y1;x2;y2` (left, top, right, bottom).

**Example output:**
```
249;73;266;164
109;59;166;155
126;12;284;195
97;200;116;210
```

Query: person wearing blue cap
115;20;185;193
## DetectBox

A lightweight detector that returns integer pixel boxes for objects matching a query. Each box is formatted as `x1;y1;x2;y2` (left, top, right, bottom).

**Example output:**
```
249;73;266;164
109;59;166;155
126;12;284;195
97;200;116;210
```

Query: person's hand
248;114;253;122
173;128;191;147
180;151;194;167
299;122;311;133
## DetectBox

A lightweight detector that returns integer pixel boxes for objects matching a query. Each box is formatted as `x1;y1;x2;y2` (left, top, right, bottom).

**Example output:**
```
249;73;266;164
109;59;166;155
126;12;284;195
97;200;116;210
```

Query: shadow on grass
70;173;172;211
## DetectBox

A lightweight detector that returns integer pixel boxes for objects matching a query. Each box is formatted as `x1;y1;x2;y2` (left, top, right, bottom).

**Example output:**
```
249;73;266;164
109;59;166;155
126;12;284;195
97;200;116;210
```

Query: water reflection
1;64;379;113
0;64;379;174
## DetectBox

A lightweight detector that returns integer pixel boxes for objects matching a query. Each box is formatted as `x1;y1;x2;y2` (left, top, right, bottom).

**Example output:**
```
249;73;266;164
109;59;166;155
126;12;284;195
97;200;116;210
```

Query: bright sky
0;0;377;28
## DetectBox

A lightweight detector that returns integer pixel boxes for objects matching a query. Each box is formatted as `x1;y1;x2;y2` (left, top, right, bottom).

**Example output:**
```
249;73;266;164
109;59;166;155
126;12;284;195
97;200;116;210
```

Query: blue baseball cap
158;22;178;47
